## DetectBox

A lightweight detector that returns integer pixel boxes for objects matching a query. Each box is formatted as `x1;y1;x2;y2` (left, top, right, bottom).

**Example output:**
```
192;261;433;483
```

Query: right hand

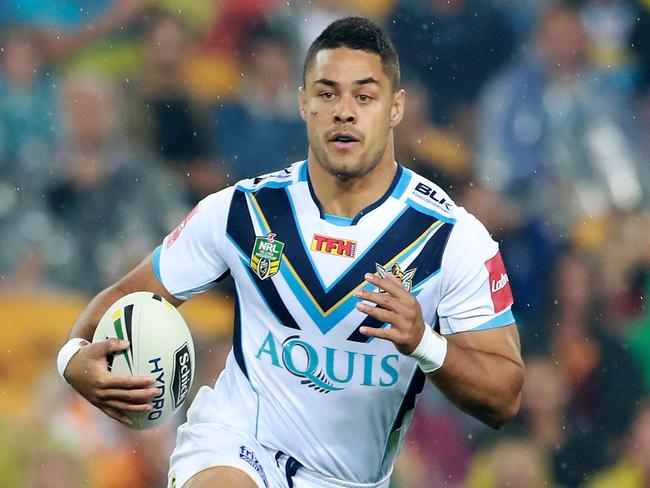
63;338;161;426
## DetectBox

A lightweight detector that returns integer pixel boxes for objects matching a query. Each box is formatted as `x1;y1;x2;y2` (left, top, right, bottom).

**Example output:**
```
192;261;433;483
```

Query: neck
307;144;398;219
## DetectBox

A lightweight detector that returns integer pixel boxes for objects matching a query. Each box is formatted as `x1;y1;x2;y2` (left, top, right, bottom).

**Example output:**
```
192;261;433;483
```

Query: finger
366;272;409;298
100;406;134;426
355;289;398;310
101;373;156;389
87;338;130;358
100;387;161;403
356;302;398;324
358;325;396;342
104;400;153;413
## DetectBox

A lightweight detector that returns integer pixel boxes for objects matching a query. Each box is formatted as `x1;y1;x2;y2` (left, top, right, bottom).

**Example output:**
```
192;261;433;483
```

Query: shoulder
446;207;498;258
401;168;458;224
400;169;497;259
233;161;304;193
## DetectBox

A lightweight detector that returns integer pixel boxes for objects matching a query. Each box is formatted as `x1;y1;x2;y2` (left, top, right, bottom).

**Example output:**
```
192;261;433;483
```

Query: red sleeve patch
166;205;199;249
485;252;514;313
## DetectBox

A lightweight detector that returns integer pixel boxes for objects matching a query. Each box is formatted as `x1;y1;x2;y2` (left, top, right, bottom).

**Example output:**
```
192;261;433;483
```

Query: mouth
328;132;361;151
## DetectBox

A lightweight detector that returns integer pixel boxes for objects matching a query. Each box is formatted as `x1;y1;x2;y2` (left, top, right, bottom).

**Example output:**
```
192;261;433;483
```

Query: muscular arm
67;253;182;342
61;253;181;426
357;272;524;429
428;324;523;428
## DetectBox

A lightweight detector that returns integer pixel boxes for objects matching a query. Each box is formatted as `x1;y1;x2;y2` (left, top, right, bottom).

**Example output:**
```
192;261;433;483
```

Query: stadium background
1;0;649;486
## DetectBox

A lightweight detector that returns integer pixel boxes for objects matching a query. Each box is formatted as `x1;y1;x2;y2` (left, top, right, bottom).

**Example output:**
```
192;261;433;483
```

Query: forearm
66;254;179;342
67;284;129;341
428;339;524;429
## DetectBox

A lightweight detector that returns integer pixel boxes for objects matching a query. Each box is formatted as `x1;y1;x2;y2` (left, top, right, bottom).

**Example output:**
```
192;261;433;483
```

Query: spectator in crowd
0;27;62;292
585;400;650;488
212;24;306;182
388;0;515;126
477;2;645;233
513;355;606;487
1;0;149;72
270;0;360;59
395;79;472;192
203;0;283;57
129;10;224;204
581;0;637;89
45;72;187;293
548;251;643;483
0;26;60;200
465;437;557;488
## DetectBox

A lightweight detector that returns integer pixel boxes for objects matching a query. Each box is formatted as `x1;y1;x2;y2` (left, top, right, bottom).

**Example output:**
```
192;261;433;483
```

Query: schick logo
255;333;399;393
171;343;192;409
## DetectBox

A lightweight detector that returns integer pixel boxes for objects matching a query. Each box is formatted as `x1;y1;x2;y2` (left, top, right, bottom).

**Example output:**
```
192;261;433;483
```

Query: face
299;47;404;180
149;17;186;71
537;8;587;70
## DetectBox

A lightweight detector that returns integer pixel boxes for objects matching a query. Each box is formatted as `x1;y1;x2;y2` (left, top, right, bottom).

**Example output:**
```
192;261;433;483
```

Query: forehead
306;47;388;87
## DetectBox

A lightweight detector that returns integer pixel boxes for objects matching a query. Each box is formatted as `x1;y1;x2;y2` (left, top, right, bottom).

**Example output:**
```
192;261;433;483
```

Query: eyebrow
313;77;381;87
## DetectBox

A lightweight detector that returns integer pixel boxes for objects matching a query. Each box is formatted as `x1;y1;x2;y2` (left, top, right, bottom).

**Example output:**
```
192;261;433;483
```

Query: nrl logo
375;263;417;292
251;232;285;280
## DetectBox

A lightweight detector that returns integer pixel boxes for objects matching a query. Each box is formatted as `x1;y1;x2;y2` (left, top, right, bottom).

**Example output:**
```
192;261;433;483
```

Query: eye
320;92;335;100
356;94;372;103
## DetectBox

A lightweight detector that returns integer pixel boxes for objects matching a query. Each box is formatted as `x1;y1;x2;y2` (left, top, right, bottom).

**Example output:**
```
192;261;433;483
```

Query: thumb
89;338;130;357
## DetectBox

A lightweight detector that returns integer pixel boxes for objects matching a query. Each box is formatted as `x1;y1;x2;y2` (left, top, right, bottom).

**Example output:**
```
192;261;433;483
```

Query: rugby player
58;17;524;488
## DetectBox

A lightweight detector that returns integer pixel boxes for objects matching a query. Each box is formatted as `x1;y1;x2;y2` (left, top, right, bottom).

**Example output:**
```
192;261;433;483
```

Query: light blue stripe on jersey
236;180;293;192
152;245;163;283
152;245;216;299
298;160;308;182
323;214;353;226
471;309;515;331
392;167;413;200
405;198;457;224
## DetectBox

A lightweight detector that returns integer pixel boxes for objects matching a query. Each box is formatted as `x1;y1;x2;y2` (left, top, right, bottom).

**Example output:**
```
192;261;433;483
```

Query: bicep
114;253;183;307
445;323;523;368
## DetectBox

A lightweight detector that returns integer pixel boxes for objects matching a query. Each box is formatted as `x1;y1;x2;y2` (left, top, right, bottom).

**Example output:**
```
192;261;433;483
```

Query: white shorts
168;420;391;488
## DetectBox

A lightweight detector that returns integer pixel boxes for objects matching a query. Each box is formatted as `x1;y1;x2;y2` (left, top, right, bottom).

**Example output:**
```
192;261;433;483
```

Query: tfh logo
311;234;357;258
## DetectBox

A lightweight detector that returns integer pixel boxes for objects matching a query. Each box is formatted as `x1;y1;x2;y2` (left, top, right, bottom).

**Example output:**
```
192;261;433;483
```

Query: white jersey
154;161;515;484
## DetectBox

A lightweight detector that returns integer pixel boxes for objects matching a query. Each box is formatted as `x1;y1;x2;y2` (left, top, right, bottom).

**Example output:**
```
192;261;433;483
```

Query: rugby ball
92;291;195;430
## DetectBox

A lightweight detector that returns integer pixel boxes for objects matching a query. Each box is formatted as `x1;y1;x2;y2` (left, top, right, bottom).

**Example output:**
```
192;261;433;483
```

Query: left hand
355;272;426;355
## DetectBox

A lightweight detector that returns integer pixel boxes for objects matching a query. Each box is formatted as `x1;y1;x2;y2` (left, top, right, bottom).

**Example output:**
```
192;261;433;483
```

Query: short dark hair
303;17;400;91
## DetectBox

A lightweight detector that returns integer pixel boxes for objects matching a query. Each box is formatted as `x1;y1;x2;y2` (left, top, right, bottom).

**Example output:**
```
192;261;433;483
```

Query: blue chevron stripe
238;257;301;330
285;186;411;293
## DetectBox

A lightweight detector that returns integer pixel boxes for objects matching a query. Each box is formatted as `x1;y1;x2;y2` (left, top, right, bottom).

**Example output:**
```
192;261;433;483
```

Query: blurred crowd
1;0;650;487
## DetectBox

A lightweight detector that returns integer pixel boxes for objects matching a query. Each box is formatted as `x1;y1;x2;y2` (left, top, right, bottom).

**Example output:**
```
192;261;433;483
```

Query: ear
298;86;307;121
389;88;405;128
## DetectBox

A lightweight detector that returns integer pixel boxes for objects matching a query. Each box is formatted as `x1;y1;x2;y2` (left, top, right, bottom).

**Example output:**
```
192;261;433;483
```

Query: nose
333;95;356;124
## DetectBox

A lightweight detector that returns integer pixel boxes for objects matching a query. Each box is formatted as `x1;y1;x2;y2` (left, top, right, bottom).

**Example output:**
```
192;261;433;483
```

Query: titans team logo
375;263;417;292
251;232;285;280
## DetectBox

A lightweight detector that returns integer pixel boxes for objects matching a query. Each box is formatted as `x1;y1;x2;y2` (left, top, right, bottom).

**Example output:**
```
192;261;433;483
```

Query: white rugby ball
92;291;195;430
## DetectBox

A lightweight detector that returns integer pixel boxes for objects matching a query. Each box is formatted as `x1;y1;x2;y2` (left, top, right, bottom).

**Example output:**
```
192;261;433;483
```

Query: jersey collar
299;161;409;226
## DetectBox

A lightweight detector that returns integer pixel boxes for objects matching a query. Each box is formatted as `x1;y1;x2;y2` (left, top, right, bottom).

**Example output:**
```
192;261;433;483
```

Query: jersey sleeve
436;210;515;335
152;187;234;300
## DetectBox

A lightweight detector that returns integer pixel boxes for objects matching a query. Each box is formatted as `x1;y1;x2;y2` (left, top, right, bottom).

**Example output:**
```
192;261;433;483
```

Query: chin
329;162;370;181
